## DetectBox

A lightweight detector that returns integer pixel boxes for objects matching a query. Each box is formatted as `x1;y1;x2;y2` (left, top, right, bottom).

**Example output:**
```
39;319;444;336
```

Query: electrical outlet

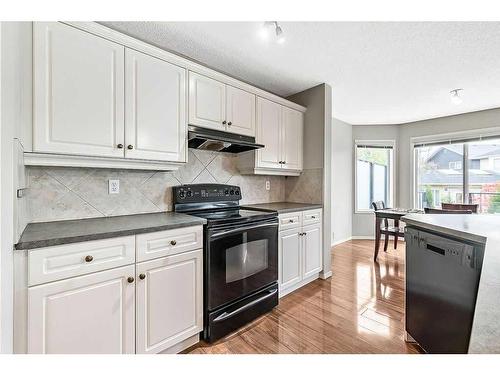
109;179;120;194
265;180;271;191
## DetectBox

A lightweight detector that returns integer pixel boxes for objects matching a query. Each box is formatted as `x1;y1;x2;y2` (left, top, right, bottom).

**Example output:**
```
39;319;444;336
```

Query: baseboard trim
320;270;332;279
331;237;352;246
351;235;375;240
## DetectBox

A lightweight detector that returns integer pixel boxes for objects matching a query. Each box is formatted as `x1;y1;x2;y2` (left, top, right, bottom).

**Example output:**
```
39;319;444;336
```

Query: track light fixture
260;21;285;44
450;88;463;105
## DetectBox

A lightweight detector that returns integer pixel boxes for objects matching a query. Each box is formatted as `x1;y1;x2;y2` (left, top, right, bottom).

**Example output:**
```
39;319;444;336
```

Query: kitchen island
402;213;500;354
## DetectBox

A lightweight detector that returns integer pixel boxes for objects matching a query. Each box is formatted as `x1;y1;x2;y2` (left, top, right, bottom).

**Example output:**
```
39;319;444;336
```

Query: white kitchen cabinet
256;97;282;169
125;49;187;162
279;229;302;291
188;72;226;131
238;97;304;176
188;72;256;136
28;265;135;354
278;209;323;297
302;223;322;279
33;22;125;158
225;85;256;136
136;249;203;354
281;106;304;171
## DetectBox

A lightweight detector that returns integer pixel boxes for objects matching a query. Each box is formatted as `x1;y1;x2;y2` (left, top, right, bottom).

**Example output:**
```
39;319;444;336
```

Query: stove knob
235;190;240;195
230;190;235;195
224;189;229;195
186;191;193;198
179;191;185;199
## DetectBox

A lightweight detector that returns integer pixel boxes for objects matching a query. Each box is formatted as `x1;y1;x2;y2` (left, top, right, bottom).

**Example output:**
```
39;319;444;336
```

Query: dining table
374;208;423;261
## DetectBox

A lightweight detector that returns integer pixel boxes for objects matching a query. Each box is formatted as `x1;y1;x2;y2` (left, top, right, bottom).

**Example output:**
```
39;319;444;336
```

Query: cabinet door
136;249;203;354
188;72;226;130
302;224;322;279
281;106;303;171
28;265;135;354
226;85;256;136
125;49;187;162
279;228;302;291
256;97;282;169
33;22;125;158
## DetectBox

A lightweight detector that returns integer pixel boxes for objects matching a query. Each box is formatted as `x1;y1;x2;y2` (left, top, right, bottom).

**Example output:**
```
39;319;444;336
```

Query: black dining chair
424;207;473;214
372;201;404;255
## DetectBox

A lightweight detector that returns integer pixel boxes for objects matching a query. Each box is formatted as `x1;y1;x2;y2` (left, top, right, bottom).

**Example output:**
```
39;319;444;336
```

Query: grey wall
331;118;353;244
351;124;399;237
287;84;332;278
351;107;500;237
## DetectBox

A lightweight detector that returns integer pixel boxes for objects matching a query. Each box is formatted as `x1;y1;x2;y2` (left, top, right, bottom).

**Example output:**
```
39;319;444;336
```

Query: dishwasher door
405;227;484;353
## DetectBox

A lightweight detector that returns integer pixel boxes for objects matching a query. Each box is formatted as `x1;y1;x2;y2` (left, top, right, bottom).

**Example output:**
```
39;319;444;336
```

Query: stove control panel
173;184;241;203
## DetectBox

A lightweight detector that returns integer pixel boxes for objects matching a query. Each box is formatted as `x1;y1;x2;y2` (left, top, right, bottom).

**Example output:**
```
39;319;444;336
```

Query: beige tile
43;167;93;190
193;169;217;184
31;191;103;222
191;149;217;166
139;172;180;211
174;150;204;183
206;154;239;183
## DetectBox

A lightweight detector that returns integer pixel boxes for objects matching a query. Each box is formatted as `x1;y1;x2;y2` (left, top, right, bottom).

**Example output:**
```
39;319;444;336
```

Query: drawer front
28;236;136;286
136;225;203;262
279;212;302;231
302;209;322;226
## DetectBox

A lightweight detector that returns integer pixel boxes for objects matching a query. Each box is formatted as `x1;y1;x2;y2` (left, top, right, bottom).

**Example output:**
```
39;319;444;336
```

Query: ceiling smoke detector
450;89;463;105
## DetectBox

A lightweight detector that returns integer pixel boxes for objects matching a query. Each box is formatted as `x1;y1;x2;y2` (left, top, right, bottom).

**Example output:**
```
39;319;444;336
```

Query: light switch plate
265;180;270;190
109;179;120;194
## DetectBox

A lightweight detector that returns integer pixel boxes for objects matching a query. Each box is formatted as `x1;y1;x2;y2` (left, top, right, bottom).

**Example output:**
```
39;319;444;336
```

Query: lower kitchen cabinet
28;265;136;354
136;249;203;354
278;209;323;297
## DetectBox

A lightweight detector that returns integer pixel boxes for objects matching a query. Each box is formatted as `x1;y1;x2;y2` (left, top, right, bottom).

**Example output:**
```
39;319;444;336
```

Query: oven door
206;218;278;310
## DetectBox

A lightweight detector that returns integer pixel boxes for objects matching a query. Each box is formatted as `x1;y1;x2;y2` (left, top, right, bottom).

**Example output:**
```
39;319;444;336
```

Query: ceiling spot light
261;21;285;44
450;89;463;105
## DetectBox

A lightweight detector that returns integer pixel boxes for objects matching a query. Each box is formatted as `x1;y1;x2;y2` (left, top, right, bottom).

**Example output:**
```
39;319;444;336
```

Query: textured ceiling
101;22;500;125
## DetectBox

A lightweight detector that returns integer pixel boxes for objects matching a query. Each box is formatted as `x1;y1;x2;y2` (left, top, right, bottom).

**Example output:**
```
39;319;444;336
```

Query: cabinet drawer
279;212;302;231
28;236;135;286
302;209;322;226
136;225;203;262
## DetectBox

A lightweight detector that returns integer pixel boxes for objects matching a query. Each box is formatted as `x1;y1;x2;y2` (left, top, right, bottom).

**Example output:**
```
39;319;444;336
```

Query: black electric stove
173;184;279;343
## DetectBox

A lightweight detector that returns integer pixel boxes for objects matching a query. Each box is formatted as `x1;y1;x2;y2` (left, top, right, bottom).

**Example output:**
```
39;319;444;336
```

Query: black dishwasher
405;227;484;353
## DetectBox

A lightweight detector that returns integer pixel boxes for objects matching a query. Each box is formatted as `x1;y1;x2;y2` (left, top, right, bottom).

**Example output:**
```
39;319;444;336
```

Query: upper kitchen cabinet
225;85;256;136
237;97;304;176
125;49;187;162
33;22;125;158
189;72;256;137
281;106;304;171
188;72;226;131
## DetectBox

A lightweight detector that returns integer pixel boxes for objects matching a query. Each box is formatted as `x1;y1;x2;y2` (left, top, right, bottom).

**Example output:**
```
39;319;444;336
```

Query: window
414;135;500;213
355;141;395;212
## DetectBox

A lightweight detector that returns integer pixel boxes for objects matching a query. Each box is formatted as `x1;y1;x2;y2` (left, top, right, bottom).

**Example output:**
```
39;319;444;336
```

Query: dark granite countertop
242;202;323;214
402;213;500;354
16;212;207;251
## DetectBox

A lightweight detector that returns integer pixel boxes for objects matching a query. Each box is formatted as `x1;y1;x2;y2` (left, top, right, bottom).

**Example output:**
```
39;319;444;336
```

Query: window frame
354;139;396;214
410;127;500;209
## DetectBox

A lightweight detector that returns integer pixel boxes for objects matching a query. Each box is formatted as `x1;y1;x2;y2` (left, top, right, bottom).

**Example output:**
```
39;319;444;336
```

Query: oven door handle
213;287;278;322
210;221;278;238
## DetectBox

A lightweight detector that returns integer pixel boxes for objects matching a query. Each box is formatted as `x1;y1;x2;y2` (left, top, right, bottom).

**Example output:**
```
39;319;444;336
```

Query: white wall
331;118;353;245
351;125;399;237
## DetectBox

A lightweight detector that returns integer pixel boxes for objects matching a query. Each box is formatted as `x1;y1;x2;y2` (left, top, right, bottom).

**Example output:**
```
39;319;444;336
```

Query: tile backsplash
26;149;289;223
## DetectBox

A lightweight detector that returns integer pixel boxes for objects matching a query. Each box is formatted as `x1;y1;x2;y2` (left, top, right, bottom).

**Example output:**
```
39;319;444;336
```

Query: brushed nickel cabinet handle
170;240;177;246
127;276;135;283
139;274;146;280
84;255;93;263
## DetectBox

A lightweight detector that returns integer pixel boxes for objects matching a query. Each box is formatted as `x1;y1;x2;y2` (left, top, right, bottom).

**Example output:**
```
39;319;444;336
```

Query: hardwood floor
185;239;423;354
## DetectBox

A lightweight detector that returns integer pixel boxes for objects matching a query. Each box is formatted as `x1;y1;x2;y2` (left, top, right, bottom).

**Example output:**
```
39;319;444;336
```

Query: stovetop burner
173;183;277;226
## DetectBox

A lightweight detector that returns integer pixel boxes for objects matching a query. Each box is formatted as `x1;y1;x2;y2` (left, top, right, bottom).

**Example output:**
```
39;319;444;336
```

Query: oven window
225;237;269;283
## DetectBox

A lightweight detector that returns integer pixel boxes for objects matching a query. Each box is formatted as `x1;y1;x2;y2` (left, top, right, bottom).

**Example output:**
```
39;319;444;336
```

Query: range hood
188;125;264;154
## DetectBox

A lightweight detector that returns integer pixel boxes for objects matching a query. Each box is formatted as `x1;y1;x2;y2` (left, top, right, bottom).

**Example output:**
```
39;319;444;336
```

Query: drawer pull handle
84;255;94;263
311;216;316;219
288;219;294;223
170;240;177;246
127;276;135;283
139;273;146;280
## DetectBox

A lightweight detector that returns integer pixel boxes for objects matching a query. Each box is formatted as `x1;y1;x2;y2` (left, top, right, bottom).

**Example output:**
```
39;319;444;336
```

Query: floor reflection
187;240;422;354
